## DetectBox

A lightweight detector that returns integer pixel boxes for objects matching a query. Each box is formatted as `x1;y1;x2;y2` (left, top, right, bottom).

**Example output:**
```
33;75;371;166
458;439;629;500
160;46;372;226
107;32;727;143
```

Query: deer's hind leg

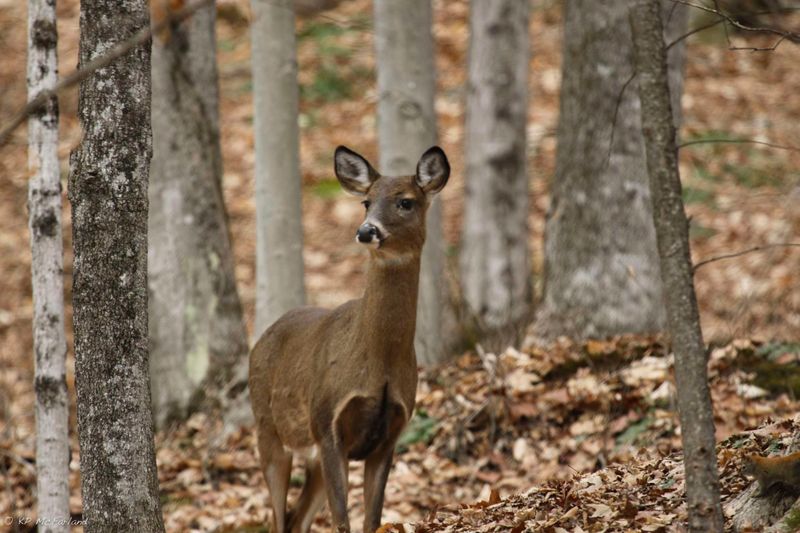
287;455;326;533
256;417;293;533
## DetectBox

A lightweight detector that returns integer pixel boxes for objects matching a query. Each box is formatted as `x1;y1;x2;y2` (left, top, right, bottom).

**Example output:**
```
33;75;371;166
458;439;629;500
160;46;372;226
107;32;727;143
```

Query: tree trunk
533;0;688;341
374;0;445;366
149;0;248;429
68;1;165;530
251;0;306;336
27;0;69;530
460;0;531;351
631;2;723;531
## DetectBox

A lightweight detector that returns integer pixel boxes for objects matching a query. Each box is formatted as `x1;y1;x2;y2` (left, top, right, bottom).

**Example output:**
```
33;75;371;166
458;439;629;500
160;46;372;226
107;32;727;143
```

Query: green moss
782;507;800;531
682;185;716;207
689;222;718;240
616;416;654;447
301;64;352;102
396;410;438;453
311;179;342;199
297;16;374;103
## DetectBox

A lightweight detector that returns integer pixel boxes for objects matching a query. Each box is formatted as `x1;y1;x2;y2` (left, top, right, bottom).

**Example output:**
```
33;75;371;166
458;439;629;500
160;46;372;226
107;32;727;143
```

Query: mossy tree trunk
149;0;248;429
534;0;688;341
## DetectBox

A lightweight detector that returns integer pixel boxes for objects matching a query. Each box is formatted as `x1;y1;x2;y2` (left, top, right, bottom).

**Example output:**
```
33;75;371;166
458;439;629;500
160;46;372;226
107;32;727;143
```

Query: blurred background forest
1;0;799;531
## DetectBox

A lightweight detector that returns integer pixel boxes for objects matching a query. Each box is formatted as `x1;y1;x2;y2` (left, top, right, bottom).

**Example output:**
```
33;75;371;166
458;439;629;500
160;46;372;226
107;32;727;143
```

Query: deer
249;145;450;533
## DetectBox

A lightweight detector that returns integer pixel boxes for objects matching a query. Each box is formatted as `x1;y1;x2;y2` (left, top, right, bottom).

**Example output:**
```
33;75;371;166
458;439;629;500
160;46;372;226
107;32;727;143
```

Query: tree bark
460;0;531;351
149;0;248;429
68;1;165;530
251;0;306;336
374;0;445;366
726;483;798;532
534;0;688;341
27;0;69;530
631;2;723;531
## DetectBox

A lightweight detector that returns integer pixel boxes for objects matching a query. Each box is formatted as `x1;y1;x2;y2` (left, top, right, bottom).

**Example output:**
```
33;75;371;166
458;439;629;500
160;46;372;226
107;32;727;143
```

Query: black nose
357;223;379;243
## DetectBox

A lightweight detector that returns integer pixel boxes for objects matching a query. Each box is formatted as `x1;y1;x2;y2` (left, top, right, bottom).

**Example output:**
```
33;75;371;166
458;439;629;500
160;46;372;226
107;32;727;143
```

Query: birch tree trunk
27;0;69;530
460;0;531;350
149;0;248;429
68;1;165;530
251;0;306;336
631;2;723;530
534;0;688;341
374;0;445;365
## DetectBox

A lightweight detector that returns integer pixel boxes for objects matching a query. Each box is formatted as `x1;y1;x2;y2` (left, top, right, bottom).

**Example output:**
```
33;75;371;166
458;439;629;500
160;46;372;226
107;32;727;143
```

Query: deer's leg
287;458;326;533
362;442;394;533
256;422;293;533
363;408;407;533
319;437;350;532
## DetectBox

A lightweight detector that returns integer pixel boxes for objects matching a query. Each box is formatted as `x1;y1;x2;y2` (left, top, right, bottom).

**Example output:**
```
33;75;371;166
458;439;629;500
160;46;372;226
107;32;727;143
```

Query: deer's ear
415;146;450;195
334;146;378;196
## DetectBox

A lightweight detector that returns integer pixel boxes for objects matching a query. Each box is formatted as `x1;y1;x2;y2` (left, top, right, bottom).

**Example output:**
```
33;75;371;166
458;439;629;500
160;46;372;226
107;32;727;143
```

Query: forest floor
1;0;800;531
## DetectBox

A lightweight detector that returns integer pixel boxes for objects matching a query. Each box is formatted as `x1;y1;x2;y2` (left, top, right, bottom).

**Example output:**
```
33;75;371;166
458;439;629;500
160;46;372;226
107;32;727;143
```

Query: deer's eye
362;200;371;210
398;198;414;210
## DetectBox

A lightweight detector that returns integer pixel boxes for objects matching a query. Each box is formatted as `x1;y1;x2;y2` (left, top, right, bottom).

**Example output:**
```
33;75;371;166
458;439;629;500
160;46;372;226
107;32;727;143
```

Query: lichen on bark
68;1;165;531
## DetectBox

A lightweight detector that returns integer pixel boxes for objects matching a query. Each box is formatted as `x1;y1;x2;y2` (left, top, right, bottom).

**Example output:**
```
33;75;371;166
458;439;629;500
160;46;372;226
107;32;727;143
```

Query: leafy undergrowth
378;419;800;533
4;337;799;532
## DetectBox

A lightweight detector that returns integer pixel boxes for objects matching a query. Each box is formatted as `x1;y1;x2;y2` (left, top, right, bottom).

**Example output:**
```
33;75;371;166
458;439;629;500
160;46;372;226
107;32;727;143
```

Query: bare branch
666;7;800;50
668;0;800;50
693;243;800;272
666;16;725;50
678;138;800;153
0;0;215;147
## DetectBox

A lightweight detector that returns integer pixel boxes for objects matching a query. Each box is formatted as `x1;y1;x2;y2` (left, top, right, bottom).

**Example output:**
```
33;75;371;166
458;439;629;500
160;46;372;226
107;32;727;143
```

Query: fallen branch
693;243;800;272
0;0;215;147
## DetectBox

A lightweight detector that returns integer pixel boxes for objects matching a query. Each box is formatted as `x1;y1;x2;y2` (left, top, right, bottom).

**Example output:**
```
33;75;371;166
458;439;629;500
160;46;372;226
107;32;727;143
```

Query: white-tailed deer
249;146;450;533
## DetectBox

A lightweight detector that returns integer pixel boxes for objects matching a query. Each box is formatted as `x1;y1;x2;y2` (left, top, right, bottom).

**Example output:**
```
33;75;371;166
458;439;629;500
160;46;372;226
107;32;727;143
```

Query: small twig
666;17;725;50
678;138;800;153
666;7;800;50
693;243;800;272
669;0;800;50
0;0;215;147
603;71;637;171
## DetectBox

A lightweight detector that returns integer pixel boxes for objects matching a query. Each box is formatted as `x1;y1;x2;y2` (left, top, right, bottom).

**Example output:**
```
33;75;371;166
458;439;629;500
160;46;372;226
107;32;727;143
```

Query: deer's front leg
363;408;407;533
320;436;350;532
363;441;394;533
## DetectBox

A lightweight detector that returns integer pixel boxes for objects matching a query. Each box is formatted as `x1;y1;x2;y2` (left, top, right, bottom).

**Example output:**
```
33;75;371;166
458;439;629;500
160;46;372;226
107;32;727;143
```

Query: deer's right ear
334;146;378;196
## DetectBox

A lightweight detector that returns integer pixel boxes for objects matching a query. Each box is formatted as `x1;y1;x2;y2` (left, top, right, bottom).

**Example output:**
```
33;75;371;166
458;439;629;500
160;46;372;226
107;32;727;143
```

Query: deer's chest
334;385;411;461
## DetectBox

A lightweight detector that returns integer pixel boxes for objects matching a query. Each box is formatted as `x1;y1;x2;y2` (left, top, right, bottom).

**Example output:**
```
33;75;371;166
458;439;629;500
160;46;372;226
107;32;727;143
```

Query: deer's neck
357;253;421;365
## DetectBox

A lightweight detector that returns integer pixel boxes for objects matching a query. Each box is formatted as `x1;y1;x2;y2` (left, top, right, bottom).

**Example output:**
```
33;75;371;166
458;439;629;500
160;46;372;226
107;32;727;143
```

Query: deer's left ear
415;146;450;195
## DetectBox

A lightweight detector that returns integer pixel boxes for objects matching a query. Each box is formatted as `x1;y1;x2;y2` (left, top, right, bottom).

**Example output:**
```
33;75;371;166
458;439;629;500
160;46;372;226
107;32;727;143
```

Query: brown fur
249;146;449;533
744;452;800;495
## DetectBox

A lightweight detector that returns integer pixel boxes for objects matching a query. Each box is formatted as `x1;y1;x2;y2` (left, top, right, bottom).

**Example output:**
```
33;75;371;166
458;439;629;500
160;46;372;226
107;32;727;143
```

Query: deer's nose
356;223;381;244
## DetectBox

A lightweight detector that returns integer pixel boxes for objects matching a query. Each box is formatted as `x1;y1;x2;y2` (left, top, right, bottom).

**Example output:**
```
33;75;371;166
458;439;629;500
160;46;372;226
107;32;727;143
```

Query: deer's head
334;146;449;260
